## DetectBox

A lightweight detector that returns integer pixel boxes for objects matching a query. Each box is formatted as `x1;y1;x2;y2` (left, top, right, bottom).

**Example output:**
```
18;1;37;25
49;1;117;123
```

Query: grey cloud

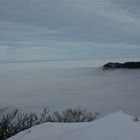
112;0;140;18
0;0;140;44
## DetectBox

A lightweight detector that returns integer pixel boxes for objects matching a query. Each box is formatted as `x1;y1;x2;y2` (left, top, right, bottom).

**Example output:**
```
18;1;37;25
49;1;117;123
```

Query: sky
0;0;140;61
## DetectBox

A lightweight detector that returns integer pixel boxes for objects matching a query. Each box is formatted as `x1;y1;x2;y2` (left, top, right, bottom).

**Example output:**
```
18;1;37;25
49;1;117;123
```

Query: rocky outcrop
103;62;140;69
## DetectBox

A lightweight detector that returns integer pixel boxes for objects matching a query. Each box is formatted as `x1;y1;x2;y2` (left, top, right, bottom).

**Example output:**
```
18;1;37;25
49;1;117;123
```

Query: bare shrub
0;108;50;140
50;107;98;122
0;107;97;140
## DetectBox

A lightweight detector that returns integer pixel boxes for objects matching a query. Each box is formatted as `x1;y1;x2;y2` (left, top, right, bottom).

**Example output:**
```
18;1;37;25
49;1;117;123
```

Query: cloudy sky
0;0;140;61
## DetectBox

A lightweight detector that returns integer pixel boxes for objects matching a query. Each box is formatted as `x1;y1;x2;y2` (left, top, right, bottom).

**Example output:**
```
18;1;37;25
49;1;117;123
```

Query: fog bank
0;59;140;116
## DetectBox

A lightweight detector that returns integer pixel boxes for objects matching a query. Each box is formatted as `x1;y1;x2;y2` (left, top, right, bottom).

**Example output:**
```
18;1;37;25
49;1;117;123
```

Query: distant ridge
103;61;140;69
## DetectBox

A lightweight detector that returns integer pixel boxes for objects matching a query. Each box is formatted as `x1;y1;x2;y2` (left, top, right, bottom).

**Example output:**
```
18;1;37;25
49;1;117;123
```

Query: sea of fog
0;59;140;117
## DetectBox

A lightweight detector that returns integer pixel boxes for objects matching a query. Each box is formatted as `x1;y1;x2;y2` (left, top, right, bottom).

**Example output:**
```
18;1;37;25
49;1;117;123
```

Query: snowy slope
8;111;140;140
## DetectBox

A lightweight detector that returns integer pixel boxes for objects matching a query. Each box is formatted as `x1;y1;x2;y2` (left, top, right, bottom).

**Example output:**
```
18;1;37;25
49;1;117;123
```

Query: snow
8;111;140;140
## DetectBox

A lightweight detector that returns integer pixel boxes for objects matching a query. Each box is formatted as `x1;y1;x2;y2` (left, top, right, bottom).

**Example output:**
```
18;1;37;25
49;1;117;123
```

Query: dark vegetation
0;108;98;140
103;61;140;69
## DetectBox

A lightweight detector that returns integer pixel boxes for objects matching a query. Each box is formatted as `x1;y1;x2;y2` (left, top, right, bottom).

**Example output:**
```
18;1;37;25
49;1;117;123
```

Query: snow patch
8;111;140;140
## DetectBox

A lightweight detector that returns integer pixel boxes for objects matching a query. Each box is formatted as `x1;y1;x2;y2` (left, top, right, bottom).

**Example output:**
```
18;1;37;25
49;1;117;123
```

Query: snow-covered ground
8;111;140;140
0;59;140;116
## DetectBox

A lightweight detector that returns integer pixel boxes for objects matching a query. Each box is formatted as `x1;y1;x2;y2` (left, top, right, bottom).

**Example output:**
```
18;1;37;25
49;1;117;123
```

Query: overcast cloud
0;0;140;45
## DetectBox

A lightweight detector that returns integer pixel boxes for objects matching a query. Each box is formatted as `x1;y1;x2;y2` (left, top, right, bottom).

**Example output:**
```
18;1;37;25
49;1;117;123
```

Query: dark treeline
103;61;140;69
